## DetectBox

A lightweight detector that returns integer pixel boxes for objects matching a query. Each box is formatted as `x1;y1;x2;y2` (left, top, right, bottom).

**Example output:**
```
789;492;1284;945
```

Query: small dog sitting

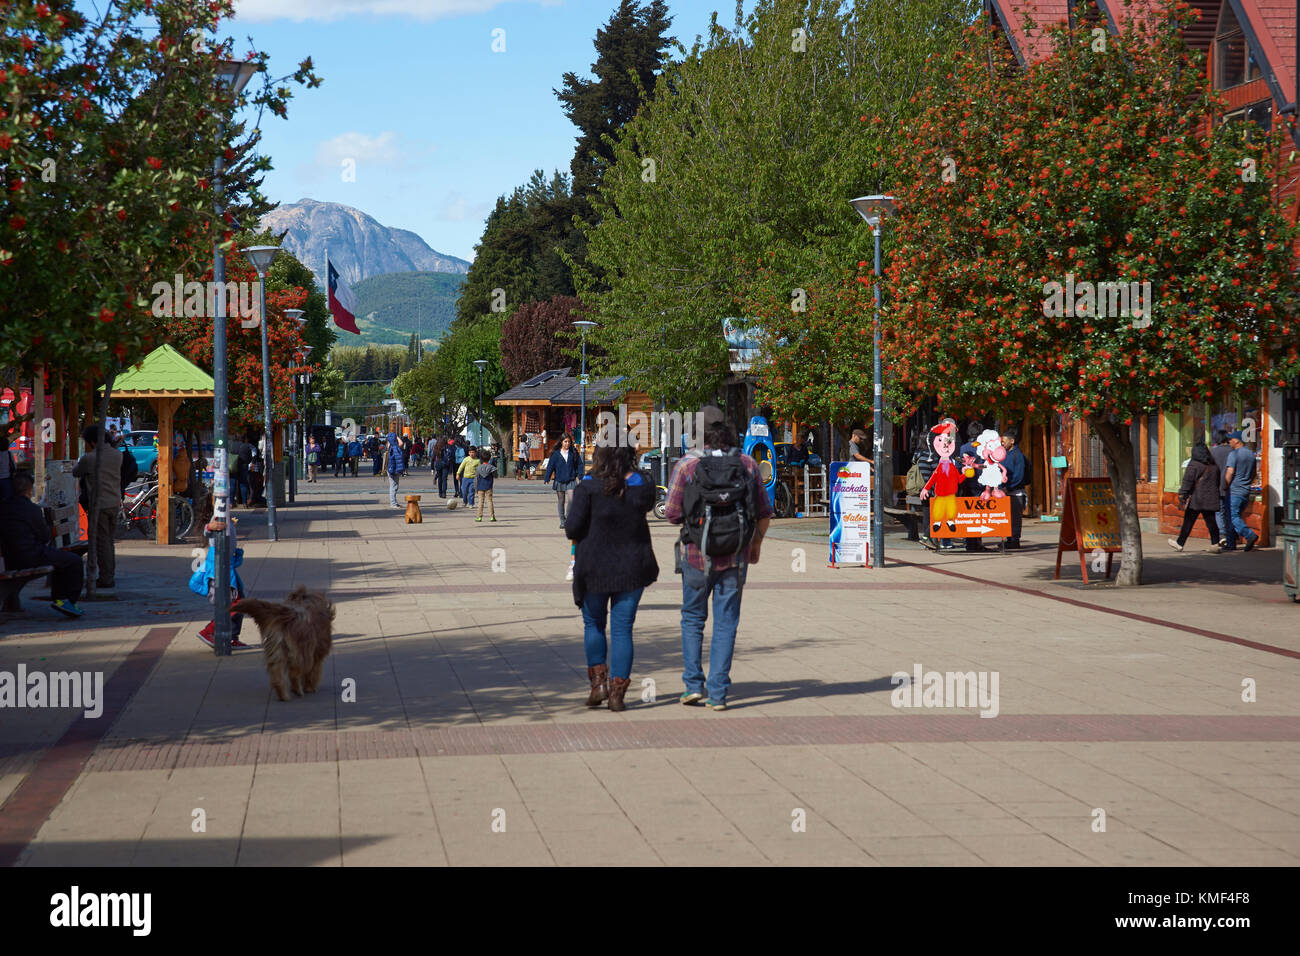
235;587;335;701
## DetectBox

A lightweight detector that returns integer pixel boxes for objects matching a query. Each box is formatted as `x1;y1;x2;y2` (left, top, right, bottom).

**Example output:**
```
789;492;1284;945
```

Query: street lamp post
242;245;280;541
850;194;897;570
283;308;305;502
211;58;258;657
472;360;489;447
573;320;597;459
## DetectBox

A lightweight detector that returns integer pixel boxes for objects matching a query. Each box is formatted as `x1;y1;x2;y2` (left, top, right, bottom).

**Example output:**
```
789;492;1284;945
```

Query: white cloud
434;193;493;222
234;0;558;23
315;131;404;166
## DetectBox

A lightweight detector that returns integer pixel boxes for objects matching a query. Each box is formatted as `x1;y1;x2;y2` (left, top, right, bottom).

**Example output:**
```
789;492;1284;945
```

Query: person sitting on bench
0;472;84;617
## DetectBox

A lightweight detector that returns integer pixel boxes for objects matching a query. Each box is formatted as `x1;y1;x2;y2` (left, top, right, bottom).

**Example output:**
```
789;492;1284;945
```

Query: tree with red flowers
879;1;1300;585
499;295;584;385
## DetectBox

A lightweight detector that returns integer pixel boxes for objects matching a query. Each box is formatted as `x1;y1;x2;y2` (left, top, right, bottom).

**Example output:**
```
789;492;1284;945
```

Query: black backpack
680;451;757;563
119;448;139;494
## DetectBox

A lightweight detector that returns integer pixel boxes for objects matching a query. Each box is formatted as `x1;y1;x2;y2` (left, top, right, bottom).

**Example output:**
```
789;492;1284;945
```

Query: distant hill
258;198;470;288
350;271;464;347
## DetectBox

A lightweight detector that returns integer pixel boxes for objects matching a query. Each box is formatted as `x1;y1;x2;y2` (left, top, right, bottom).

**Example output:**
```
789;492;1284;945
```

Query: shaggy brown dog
235;587;335;701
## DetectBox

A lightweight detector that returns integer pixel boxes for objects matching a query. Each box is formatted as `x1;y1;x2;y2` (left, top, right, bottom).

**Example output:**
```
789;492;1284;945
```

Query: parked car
120;430;159;475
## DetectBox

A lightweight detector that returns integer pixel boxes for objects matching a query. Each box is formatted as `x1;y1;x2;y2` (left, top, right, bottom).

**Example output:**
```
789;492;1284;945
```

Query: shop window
1165;397;1261;492
1147;412;1159;482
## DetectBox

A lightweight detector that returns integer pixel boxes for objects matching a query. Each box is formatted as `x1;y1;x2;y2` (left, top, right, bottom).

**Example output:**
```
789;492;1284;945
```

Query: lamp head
473;360;489;371
284;308;305;324
241;245;280;274
572;319;597;333
849;195;897;230
215;59;258;98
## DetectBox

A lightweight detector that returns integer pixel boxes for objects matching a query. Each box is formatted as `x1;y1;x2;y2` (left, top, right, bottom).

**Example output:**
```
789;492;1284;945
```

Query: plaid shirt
665;450;774;571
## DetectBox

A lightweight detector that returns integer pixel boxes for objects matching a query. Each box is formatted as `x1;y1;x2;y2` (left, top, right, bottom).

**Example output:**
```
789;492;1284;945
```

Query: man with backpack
665;417;773;711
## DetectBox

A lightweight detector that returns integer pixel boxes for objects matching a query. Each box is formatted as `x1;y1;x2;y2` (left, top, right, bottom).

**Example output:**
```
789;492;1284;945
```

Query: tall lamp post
573;319;597;459
472;360;489;447
211;58;258;657
242;244;280;541
850;194;897;570
283;308;305;502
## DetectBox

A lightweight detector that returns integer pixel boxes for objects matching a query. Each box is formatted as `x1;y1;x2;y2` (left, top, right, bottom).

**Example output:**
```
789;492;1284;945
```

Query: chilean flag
327;256;360;334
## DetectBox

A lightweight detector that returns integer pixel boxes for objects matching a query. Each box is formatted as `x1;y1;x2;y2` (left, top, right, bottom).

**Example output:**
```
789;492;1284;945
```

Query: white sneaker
566;561;575;582
1167;538;1183;552
1206;543;1222;553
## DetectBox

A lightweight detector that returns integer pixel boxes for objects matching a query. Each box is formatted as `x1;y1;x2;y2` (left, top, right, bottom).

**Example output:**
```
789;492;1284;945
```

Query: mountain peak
259;198;470;287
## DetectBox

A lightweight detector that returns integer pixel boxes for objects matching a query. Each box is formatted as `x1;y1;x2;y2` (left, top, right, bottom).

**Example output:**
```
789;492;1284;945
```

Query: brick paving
1;474;1298;866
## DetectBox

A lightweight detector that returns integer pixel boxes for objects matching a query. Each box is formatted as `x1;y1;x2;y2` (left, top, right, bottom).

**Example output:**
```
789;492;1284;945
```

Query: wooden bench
883;495;926;541
0;556;54;613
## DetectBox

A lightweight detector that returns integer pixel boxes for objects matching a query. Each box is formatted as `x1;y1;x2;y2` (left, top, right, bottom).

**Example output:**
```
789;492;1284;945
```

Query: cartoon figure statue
974;429;1008;500
919;418;960;534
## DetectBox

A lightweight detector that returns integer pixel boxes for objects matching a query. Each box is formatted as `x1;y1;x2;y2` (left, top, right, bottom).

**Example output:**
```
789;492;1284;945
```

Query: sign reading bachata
829;460;872;566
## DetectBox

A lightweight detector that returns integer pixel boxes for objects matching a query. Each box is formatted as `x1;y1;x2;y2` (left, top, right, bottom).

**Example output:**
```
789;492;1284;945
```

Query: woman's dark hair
592;445;635;496
559;432;573;446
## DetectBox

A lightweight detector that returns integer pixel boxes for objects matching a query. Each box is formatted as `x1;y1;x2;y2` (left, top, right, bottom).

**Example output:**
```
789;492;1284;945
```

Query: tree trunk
1087;414;1143;586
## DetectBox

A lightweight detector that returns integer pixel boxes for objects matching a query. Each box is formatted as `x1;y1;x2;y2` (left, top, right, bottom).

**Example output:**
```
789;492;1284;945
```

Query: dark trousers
1008;489;1025;543
20;547;83;602
1176;508;1220;547
436;467;448;497
94;507;117;586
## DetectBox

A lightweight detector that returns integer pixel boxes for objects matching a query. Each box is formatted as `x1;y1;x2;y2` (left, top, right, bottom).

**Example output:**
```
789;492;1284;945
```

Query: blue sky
228;0;738;262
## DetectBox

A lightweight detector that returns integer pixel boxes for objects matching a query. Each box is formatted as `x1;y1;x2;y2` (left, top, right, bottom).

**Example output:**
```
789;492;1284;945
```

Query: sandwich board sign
1054;476;1121;583
829;461;872;567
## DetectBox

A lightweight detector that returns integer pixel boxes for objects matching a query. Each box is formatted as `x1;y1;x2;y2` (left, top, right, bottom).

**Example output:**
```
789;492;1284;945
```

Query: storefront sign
1054;476;1121;583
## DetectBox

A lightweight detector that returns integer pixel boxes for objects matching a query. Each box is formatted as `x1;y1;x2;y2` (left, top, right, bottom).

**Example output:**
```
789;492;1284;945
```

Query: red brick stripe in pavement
894;558;1300;660
78;714;1300;773
0;626;179;867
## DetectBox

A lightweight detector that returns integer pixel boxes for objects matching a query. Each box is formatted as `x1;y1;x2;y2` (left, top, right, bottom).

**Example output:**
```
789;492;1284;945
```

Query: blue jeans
581;588;644;679
681;563;747;704
461;476;475;506
1229;492;1257;544
1218;496;1235;549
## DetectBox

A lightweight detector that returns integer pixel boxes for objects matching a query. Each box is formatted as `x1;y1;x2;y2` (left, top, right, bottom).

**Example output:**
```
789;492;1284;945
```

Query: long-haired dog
235;587;335;701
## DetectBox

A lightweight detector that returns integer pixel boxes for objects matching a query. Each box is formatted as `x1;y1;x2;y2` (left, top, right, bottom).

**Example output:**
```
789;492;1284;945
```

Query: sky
224;0;739;262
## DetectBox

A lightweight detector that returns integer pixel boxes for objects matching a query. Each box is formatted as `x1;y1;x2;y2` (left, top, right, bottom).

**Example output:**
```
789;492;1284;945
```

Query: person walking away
1222;430;1260;552
432;438;447;497
384;431;406;509
349;435;362;477
333;439;345;477
544;433;583;529
566;445;658;711
458;446;478;508
1001;427;1029;549
518;433;530;479
474;447;497;522
72;424;123;591
1210;430;1234;551
1169;442;1222;552
370;434;383;476
0;472;84;616
665;419;773;711
440;438;457;498
402;435;414;473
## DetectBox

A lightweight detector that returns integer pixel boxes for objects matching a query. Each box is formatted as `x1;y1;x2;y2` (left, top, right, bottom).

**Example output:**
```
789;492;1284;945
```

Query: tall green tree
555;0;674;208
576;0;979;409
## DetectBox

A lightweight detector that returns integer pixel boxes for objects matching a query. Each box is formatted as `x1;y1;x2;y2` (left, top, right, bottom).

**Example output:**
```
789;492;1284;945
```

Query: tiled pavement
1;475;1298;866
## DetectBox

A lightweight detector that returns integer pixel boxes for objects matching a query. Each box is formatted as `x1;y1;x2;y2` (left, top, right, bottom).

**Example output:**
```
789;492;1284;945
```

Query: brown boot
586;665;609;707
607;676;631;712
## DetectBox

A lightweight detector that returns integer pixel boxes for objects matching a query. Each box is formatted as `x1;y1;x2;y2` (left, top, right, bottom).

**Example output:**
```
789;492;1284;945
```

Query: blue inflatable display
742;416;778;510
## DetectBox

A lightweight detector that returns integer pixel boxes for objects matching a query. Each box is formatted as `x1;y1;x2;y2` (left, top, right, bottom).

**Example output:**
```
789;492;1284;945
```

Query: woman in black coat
544;433;584;529
565;445;658;711
1169;442;1222;552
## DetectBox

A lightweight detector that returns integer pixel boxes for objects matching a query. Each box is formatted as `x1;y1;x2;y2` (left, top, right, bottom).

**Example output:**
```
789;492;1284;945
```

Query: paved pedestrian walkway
1;472;1297;866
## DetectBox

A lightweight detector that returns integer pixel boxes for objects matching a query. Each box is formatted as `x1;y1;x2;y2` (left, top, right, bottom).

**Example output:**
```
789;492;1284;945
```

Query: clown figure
919;418;961;534
974;429;1008;500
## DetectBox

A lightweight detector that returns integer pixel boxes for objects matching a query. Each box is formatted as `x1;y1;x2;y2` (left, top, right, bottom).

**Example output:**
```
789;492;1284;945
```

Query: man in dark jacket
0;472;83;616
1209;430;1234;550
1001;428;1029;549
1169;442;1222;552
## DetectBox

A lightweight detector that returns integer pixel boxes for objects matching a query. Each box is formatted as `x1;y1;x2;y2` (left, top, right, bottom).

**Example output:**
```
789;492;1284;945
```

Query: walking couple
566;417;772;712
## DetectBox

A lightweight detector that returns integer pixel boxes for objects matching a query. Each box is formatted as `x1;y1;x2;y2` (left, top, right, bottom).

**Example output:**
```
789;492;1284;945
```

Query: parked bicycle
116;477;195;540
